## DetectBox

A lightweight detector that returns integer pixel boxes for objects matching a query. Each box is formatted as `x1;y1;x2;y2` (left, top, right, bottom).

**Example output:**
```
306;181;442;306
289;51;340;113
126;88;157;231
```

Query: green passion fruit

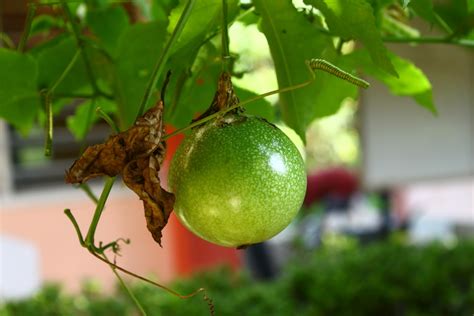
169;114;307;248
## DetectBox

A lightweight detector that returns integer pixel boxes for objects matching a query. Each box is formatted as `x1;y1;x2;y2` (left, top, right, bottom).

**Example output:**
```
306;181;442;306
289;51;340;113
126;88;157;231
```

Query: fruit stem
135;0;196;120
221;0;231;73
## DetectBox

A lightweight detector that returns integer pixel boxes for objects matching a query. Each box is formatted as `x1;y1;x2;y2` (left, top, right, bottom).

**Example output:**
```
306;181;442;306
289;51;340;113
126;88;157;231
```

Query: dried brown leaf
66;102;166;184
122;146;174;246
65;101;174;246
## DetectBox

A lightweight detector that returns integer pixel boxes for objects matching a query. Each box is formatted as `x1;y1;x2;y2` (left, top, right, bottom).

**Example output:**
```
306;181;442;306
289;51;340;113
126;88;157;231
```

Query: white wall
361;44;474;189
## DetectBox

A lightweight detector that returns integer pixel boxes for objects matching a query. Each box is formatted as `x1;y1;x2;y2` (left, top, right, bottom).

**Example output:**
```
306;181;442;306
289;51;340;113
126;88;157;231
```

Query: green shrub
2;239;474;315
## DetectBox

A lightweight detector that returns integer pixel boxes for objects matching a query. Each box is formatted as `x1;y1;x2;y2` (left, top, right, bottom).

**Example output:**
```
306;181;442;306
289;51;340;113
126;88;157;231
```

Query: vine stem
60;0;112;100
1;33;15;49
382;36;474;47
135;0;196;119
63;209;214;315
434;13;452;35
221;0;231;72
103;252;148;316
78;183;99;204
60;0;100;94
96;107;120;133
84;177;116;248
163;59;369;140
43;50;81;156
17;2;36;52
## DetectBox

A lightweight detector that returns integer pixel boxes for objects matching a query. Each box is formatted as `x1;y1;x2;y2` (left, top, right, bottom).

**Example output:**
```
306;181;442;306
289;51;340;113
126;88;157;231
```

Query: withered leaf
66;102;165;184
122;147;174;246
65;101;174;246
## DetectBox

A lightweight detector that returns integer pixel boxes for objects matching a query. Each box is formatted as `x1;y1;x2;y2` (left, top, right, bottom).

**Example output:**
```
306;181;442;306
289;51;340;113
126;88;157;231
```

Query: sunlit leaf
253;0;357;141
168;0;238;54
151;0;180;21
347;49;436;113
305;0;397;77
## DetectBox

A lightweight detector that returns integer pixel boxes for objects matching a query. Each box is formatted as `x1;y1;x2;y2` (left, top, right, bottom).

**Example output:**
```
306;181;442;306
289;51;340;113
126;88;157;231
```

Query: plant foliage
1;0;473;140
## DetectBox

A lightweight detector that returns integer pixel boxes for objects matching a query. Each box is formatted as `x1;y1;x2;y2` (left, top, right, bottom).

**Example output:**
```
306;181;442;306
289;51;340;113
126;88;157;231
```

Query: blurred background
1;0;473;315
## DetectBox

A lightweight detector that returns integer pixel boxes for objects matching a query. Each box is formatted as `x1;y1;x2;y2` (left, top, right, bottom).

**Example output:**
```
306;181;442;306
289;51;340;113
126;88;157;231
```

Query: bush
2;239;474;315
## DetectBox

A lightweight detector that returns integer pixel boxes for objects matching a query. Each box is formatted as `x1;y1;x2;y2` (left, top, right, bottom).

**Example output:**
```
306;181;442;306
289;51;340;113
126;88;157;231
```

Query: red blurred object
162;126;241;275
303;167;359;207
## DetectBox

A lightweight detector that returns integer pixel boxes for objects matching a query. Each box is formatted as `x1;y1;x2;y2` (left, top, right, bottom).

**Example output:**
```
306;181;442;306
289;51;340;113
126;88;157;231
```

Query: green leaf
311;54;359;118
86;6;130;57
408;0;436;23
66;98;117;140
348;49;436;113
36;36;91;94
163;1;241;129
151;0;180;21
253;0;357;141
0;49;40;134
304;0;397;77
168;0;238;54
115;22;167;127
167;43;222;128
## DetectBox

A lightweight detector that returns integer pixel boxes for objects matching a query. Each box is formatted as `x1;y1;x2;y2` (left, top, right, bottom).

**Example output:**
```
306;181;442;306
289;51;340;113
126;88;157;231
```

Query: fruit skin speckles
169;114;307;248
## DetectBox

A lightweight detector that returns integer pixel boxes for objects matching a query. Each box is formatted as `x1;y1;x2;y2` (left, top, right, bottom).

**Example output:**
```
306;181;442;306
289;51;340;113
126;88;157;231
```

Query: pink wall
1;186;177;293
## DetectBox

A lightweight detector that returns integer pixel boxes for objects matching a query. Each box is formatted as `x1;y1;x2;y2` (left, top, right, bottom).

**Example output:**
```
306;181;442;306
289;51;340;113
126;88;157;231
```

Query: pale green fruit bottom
169;115;307;248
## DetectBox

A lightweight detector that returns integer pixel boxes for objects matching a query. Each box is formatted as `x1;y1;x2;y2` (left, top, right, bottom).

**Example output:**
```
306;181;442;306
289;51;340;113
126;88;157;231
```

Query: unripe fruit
169;114;306;248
